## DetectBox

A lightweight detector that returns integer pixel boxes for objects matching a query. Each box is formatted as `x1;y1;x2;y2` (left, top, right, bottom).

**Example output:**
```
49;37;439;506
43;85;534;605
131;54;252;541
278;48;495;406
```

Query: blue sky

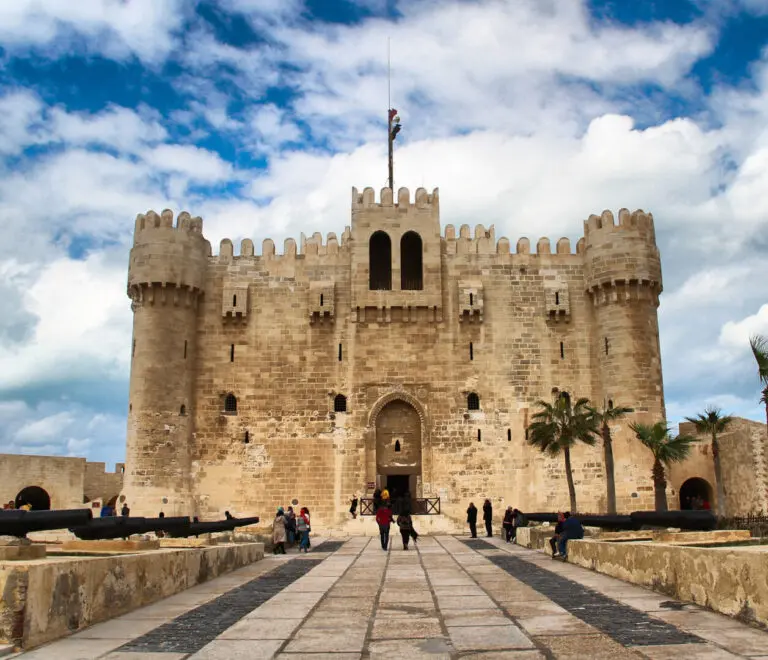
0;0;767;468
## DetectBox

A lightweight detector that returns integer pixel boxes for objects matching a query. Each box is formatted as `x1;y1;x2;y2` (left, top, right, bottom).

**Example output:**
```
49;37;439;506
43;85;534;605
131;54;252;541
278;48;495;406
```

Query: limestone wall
0;455;85;509
83;462;124;503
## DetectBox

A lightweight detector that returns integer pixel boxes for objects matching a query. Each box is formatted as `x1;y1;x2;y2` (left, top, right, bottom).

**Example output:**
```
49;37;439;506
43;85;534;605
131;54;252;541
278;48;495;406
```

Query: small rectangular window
184;340;187;359
470;342;474;361
338;343;342;362
560;342;564;359
230;344;235;362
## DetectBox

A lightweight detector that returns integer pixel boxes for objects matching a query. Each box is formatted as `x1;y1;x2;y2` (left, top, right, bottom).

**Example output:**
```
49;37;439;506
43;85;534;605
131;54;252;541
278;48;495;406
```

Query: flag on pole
389;108;398;121
390;111;402;141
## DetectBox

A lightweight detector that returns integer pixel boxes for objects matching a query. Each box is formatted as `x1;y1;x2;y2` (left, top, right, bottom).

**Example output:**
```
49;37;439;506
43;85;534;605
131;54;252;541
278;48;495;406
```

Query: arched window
400;231;423;290
224;393;237;414
334;394;347;413
467;392;480;410
395;440;401;452
369;231;392;290
179;404;186;416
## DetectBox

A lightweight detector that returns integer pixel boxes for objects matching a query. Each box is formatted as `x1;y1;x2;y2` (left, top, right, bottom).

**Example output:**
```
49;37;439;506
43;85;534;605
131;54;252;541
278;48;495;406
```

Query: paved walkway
14;535;768;659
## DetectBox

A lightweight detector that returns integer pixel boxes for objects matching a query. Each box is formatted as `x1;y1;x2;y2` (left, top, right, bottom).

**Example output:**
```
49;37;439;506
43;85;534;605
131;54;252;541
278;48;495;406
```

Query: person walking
349;495;358;519
396;511;415;550
304;507;312;548
272;507;287;554
297;507;311;552
483;499;493;537
502;506;514;542
376;500;394;551
285;506;297;546
372;488;382;513
467;502;478;538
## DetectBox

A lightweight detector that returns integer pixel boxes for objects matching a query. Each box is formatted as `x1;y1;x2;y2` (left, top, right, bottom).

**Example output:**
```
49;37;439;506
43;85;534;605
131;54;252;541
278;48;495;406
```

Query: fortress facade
121;185;667;527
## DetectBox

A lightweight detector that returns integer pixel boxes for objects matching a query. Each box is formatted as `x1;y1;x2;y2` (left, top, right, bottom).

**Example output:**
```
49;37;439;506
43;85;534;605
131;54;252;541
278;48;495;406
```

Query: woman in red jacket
375;501;393;551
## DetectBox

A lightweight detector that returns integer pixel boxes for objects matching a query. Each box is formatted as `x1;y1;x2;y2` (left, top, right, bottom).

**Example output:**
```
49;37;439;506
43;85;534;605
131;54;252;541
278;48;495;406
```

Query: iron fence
360;497;441;516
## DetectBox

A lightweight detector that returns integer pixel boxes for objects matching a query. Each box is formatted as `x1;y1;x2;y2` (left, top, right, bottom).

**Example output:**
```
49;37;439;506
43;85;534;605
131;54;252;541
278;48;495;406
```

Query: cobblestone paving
15;534;768;659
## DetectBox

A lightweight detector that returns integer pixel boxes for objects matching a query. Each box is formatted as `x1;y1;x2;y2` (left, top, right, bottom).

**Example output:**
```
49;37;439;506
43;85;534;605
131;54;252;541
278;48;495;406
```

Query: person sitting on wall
100;502;113;517
556;512;584;560
549;512;565;558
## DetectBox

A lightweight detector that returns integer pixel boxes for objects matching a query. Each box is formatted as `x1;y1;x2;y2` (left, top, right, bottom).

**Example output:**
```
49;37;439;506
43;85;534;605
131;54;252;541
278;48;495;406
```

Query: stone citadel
119;184;680;529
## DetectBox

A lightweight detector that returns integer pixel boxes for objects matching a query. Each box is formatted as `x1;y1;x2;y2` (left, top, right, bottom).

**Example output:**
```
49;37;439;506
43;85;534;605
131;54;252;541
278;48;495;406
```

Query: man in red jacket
376;501;394;551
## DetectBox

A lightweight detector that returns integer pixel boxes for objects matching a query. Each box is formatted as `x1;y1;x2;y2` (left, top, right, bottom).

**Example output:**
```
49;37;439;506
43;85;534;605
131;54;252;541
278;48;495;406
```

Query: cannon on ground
68;516;192;540
0;509;93;538
168;516;260;538
523;510;716;531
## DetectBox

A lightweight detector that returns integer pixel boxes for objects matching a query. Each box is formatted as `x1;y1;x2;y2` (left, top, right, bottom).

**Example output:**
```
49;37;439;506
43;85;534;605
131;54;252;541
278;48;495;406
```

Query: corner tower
584;209;664;510
122;209;210;517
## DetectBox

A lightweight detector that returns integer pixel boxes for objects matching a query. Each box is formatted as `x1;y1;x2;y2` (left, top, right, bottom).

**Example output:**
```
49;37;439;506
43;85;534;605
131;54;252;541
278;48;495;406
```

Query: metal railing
360;497;441;516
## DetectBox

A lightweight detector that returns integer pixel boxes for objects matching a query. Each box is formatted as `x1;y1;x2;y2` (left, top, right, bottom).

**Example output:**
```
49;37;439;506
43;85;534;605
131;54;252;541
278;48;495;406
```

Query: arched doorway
375;400;422;499
15;486;51;511
679;478;713;510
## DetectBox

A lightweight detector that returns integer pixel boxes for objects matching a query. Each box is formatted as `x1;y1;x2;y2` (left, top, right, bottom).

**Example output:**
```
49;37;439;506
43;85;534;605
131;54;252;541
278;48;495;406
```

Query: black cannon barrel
69;516;191;540
169;515;260;538
630;510;716;531
577;514;635;529
524;513;559;524
0;508;93;537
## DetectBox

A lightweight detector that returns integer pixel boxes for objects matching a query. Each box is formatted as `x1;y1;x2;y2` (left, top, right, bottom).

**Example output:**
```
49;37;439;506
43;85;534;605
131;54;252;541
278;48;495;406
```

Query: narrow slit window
132;339;136;357
320;294;324;307
338;343;342;361
233;294;237;307
470;342;474;361
467;392;480;410
560;342;564;359
555;291;560;305
244;431;250;444
605;336;609;355
395;440;401;452
469;293;474;307
184;340;187;359
608;399;614;410
224;393;237;414
180;404;186;416
477;429;482;442
334;394;347;413
507;429;511;442
230;344;235;362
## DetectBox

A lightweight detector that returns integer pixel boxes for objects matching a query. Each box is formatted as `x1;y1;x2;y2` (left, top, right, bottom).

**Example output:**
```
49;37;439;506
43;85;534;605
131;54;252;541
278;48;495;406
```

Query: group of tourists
467;501;584;559
466;499;523;542
3;500;29;510
272;505;312;554
372;488;419;551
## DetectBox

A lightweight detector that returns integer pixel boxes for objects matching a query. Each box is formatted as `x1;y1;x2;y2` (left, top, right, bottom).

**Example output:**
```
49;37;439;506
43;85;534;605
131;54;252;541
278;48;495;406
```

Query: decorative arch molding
366;390;429;433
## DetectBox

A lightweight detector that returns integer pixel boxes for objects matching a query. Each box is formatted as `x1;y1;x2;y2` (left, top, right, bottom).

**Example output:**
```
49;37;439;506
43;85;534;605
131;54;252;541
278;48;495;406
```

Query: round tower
121;209;210;517
583;209;664;512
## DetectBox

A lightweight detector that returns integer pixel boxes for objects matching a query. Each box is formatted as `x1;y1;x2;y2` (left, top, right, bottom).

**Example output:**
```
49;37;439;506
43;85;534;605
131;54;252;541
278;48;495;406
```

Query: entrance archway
679;478;713;510
375;400;422;500
15;486;51;511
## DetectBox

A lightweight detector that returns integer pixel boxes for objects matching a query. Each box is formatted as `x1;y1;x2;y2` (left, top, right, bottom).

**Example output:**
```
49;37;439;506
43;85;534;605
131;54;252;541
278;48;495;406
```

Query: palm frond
631;421;698;465
750;334;768;384
684;406;734;434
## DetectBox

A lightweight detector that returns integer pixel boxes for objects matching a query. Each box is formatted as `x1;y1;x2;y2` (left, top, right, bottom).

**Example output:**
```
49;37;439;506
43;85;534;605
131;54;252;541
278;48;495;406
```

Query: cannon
69;516;191;540
523;510;716;531
0;508;93;537
168;516;260;538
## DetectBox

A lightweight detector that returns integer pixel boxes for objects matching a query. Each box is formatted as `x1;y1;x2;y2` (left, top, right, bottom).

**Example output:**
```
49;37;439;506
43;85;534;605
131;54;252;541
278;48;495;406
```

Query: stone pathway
13;535;768;659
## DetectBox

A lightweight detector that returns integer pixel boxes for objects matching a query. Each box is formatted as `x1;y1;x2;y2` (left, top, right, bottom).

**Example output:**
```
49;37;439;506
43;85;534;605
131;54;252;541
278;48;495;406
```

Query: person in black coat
466;502;478;538
482;499;493;537
549;512;565;558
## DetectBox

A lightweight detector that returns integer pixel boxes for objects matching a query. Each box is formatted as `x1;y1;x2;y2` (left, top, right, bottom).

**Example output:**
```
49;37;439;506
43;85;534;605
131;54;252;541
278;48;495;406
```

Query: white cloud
720;304;768;350
0;0;187;64
143;144;235;183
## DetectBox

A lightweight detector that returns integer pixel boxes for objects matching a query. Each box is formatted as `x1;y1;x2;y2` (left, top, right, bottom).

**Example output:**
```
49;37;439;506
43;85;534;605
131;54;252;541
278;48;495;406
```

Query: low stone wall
0;542;264;651
568;539;768;628
515;526;553;550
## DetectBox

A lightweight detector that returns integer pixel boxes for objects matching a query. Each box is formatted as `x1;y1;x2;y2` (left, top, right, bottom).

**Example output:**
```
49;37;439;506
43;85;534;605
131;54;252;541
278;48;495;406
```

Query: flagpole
387;38;394;191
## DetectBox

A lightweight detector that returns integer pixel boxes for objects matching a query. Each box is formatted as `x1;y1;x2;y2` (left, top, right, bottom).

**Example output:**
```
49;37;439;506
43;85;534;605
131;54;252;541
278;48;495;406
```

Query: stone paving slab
636;643;745;659
448;624;535;651
371;616;443;638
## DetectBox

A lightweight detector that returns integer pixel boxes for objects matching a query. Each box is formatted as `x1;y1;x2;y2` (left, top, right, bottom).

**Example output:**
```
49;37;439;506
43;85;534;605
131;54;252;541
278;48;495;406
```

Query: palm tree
588;402;634;514
527;393;598;512
684;407;733;515
630;422;698;512
749;334;768;428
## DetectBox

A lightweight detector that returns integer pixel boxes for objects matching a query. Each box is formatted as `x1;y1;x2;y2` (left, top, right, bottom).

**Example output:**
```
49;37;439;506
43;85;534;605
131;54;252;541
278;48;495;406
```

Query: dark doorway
679;477;713;511
386;474;410;499
369;231;392;290
15;486;51;511
400;231;423;290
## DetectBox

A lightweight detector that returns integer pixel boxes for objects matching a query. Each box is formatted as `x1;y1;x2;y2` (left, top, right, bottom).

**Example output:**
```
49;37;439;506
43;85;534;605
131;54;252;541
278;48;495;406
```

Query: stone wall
122;187;671;527
0;455;85;509
0;542;264;650
83;461;124;504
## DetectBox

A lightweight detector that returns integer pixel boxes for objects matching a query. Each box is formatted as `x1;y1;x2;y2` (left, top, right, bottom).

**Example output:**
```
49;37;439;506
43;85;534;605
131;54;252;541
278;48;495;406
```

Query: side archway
679;477;713;510
15;486;51;511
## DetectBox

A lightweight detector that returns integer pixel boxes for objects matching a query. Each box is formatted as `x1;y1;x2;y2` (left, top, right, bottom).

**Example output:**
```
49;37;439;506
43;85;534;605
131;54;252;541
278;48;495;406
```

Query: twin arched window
369;231;423;291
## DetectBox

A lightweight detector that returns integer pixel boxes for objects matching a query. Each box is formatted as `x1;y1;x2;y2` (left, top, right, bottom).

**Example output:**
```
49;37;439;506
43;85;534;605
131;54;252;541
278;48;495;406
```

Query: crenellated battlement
352;186;439;211
583;208;656;244
133;209;204;245
215;227;351;259
442;224;584;257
